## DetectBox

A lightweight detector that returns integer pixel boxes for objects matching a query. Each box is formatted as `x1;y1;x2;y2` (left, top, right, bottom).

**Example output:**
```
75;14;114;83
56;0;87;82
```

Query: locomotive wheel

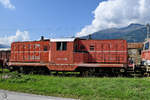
88;68;96;77
120;68;125;73
80;71;88;77
144;73;150;77
80;68;96;77
19;67;24;73
18;67;29;74
9;66;14;72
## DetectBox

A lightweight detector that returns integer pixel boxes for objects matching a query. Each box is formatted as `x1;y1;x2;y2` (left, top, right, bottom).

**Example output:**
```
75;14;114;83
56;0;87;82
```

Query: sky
0;0;150;45
0;0;101;45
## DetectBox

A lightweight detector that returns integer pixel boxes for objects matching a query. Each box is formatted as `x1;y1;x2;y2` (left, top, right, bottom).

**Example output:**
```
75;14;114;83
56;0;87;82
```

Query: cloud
0;30;30;45
77;0;150;37
0;0;15;9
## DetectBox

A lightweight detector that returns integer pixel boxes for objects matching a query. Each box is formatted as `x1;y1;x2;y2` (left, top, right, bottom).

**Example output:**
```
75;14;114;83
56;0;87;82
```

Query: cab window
90;45;95;51
57;42;67;51
43;45;48;51
145;42;149;50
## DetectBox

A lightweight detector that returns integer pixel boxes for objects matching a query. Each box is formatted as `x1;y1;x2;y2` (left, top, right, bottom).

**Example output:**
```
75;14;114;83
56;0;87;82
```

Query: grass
0;68;9;73
0;73;150;100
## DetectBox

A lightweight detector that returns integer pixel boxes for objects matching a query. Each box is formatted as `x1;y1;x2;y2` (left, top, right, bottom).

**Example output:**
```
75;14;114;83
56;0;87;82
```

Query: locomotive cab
139;39;150;75
141;39;150;66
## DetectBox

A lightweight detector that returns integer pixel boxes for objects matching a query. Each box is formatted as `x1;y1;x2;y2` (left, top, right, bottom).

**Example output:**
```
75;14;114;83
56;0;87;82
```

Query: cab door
40;42;50;63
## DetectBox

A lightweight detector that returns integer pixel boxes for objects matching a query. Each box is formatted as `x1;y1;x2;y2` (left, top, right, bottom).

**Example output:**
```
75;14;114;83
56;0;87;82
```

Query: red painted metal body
9;38;128;71
10;40;49;63
76;39;127;64
141;39;150;65
141;50;150;61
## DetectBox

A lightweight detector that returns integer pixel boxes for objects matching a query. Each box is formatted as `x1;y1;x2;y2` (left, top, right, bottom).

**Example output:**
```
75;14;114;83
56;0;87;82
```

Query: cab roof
50;38;76;42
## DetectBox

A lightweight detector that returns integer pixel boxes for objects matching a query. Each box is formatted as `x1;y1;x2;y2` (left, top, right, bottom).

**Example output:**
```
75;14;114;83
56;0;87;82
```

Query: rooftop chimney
41;36;44;41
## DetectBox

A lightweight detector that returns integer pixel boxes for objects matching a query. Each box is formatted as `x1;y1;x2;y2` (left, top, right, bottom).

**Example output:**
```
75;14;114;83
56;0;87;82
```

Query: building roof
128;43;143;49
50;38;76;42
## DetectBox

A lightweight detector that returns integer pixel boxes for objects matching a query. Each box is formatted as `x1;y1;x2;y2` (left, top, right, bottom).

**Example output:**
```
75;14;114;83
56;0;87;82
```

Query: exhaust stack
41;36;44;41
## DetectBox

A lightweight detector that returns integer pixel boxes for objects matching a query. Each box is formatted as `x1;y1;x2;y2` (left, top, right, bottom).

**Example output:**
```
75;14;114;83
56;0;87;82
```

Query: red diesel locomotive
7;37;135;76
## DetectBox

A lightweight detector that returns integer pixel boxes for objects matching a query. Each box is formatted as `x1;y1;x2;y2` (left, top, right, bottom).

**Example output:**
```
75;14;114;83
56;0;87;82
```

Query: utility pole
0;60;3;80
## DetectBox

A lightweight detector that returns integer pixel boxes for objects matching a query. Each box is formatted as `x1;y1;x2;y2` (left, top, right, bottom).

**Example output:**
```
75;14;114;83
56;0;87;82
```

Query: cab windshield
145;42;149;50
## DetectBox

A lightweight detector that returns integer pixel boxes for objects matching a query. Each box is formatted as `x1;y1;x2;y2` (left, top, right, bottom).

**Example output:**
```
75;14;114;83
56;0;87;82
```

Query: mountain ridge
0;44;10;48
81;23;147;42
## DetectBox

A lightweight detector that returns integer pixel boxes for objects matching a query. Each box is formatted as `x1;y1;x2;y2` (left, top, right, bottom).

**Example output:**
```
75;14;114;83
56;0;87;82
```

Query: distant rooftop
128;43;143;49
0;44;10;51
0;48;10;51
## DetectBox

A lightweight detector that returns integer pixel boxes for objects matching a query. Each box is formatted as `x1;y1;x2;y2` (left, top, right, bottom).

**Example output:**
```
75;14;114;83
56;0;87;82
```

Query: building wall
128;43;143;65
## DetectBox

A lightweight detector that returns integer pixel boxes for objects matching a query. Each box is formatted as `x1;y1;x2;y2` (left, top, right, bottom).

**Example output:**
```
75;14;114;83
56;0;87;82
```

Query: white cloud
77;0;150;37
0;30;30;45
0;0;15;9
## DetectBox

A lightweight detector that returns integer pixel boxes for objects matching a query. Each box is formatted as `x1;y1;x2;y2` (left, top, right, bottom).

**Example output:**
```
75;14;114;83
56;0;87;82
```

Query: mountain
81;23;147;42
0;44;10;48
